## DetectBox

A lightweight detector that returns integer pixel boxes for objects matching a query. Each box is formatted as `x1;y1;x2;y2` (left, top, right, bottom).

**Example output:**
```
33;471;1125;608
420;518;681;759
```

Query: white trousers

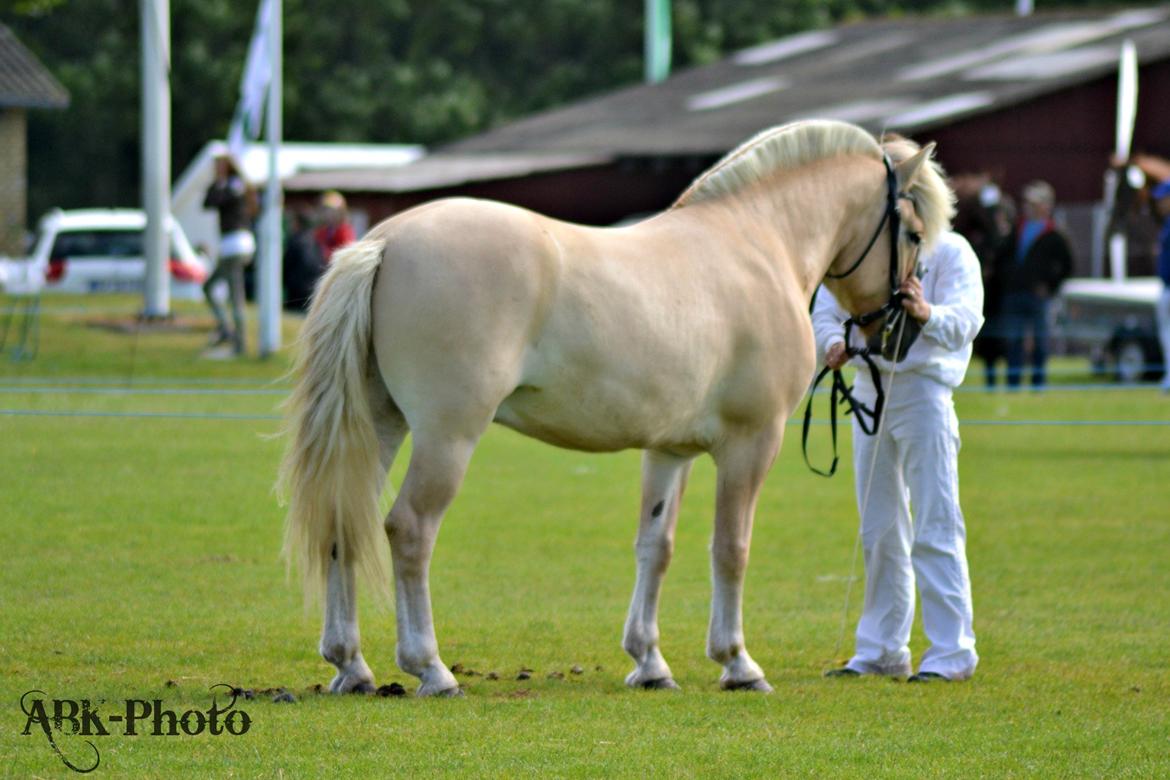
1157;286;1170;390
845;373;978;679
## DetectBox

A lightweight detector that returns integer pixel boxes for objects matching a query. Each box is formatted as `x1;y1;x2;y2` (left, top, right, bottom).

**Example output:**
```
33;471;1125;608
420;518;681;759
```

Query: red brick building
0;24;68;256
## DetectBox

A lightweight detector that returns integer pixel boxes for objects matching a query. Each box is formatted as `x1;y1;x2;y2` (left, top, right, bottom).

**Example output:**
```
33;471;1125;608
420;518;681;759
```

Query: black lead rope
801;345;885;477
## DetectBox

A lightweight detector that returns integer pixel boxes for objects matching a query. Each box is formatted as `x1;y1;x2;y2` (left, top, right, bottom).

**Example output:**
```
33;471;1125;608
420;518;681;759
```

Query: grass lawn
1;295;1168;777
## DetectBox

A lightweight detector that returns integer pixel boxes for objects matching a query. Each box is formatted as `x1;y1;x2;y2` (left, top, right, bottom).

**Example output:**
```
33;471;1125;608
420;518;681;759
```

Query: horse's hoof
329;673;376;694
640;677;681;691
722;678;773;693
417;683;463;698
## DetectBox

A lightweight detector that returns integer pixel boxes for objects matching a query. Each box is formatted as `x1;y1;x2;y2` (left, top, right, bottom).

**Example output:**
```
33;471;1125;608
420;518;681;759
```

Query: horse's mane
672;119;955;249
672;120;882;209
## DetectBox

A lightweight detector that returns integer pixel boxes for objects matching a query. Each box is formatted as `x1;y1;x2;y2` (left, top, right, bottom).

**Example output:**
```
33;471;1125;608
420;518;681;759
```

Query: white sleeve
810;285;849;361
920;234;985;351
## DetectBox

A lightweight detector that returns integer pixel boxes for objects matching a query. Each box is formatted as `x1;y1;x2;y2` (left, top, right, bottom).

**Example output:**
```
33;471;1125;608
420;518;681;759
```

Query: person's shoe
208;329;231;347
907;671;951;683
823;667;861;678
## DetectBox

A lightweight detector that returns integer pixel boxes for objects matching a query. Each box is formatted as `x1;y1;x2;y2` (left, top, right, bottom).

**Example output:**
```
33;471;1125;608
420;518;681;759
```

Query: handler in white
813;218;984;682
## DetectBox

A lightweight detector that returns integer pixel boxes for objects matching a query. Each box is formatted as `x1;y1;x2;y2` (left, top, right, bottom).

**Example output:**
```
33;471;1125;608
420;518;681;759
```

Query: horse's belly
493;378;709;454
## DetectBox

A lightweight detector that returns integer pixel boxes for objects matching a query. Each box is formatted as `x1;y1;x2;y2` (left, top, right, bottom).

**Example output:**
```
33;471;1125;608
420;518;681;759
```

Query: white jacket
811;231;985;390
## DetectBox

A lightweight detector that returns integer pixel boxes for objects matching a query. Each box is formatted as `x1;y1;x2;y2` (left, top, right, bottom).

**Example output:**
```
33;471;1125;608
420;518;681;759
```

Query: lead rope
827;309;909;671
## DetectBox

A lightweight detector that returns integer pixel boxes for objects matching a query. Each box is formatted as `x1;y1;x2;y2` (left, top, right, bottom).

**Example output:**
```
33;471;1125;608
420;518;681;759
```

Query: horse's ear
893;143;935;191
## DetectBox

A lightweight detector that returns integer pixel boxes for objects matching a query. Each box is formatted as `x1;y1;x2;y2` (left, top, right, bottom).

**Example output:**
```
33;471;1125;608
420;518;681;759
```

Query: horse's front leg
707;424;783;692
321;549;376;693
623;451;693;690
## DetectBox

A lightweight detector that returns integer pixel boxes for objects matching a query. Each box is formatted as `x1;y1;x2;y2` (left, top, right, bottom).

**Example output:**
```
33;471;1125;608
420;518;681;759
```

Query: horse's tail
277;238;391;603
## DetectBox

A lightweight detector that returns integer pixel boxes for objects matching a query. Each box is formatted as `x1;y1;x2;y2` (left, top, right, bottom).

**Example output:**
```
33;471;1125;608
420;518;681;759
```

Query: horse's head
824;134;954;361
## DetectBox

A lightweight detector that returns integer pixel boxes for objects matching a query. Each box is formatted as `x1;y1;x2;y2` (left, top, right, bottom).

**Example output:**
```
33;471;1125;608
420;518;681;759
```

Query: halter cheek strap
802;155;910;477
824;155;901;283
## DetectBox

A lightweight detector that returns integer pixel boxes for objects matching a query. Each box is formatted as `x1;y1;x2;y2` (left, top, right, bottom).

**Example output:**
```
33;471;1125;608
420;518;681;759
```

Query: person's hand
825;341;849;370
900;276;931;323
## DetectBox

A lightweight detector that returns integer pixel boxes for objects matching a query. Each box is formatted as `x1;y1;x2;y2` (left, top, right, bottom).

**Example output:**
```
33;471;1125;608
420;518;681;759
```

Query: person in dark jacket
202;154;256;355
952;172;1011;388
283;210;325;312
994;181;1073;389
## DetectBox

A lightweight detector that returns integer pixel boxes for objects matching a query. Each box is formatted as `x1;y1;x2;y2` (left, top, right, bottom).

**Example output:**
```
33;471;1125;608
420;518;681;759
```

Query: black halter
802;155;914;478
824;155;902;286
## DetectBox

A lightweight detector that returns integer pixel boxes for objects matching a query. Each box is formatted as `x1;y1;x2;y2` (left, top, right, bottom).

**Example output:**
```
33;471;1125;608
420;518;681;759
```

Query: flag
227;0;274;162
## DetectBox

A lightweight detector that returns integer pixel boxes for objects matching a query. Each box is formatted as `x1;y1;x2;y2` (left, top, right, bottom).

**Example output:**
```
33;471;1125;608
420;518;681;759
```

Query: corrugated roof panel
686;77;789;111
966;45;1120;81
814;98;915;124
901;9;1169;83
732;30;838;66
887;92;996;129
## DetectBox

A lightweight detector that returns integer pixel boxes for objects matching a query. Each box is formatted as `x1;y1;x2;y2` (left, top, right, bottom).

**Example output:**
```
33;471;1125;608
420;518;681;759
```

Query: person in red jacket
314;191;356;263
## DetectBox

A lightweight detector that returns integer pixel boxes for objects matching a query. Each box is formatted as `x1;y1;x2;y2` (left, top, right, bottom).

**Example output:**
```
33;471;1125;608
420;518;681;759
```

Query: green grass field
1;296;1168;777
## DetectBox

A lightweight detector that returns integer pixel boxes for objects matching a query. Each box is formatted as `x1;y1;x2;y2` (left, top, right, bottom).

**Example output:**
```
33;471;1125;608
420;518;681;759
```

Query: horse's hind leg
707;424;783;693
385;428;479;697
623;451;693;690
321;377;407;693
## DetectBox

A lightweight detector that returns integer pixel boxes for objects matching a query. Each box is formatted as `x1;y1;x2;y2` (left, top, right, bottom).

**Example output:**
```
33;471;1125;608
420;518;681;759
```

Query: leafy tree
2;0;1138;223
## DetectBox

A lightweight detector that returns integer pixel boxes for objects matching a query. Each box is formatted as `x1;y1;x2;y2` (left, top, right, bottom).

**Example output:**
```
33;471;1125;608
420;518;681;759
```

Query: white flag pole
258;0;282;356
1108;39;1138;283
141;0;171;318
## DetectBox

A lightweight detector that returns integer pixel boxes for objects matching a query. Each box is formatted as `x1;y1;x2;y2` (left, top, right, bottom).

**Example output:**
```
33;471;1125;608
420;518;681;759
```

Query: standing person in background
202;153;257;356
995;181;1073;389
1124;154;1170;392
952;172;1010;388
283;209;325;312
314;191;356;263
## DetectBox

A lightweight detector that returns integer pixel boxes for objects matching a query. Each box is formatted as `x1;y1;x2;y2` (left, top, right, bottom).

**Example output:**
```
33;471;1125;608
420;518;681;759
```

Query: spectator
314;191;356;263
1126;154;1170;391
202;154;257;356
283;210;325;312
994;181;1073;389
952;172;1010;388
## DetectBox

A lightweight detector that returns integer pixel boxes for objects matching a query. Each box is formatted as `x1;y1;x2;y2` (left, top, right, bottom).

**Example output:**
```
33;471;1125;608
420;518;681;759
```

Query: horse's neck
664;160;875;302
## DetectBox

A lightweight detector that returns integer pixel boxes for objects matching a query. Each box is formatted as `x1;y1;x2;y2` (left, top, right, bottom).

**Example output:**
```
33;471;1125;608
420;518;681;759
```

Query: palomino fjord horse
279;120;953;696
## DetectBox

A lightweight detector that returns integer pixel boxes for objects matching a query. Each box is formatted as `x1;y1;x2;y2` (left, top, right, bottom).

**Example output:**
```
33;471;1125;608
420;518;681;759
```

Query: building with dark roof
0;23;69;255
290;6;1170;274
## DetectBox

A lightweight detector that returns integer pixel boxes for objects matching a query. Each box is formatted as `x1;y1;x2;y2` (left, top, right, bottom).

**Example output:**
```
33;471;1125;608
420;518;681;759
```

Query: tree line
5;0;1124;223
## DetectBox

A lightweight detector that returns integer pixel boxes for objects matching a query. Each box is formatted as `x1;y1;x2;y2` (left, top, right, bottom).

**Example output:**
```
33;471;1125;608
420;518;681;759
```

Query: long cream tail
277;238;392;601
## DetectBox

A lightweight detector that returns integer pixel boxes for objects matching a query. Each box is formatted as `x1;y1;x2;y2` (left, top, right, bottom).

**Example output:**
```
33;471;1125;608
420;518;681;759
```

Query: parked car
17;208;210;299
1054;277;1164;383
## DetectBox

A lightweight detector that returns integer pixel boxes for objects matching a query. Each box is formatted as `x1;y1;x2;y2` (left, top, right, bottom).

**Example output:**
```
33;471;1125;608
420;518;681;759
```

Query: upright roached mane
674;120;883;208
278;119;953;698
